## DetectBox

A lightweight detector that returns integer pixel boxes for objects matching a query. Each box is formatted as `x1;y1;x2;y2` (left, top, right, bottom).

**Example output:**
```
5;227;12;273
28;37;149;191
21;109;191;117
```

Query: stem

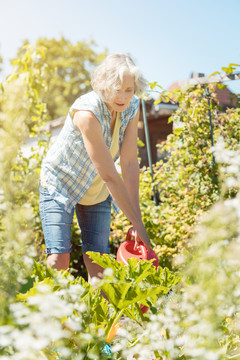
153;349;163;359
142;98;158;206
105;308;124;340
135;303;148;322
227;354;240;359
39;351;48;360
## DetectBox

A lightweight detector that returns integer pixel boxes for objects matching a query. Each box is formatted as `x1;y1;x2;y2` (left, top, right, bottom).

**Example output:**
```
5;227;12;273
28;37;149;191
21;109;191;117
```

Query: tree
11;37;107;119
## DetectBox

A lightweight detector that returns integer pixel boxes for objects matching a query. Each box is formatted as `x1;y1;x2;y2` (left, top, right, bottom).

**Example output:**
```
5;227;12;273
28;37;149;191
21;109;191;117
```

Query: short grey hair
91;53;148;101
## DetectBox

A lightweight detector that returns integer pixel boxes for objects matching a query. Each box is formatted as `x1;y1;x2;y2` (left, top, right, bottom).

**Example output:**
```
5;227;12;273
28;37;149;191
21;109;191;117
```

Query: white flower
31;318;67;340
23;256;34;267
36;284;51;293
226;177;238;188
28;245;37;257
0;334;12;347
11;329;36;351
58;278;70;286
75;303;87;313
10;303;31;320
111;343;123;352
58;347;72;357
69;284;84;294
90;276;100;287
0;325;13;334
98;328;105;337
64;318;82;331
233;288;240;297
81;333;92;341
27;293;73;318
103;268;114;277
116;328;128;337
226;165;239;174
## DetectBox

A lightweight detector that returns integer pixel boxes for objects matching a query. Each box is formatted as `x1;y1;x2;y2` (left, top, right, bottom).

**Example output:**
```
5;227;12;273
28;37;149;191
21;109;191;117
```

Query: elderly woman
39;53;151;281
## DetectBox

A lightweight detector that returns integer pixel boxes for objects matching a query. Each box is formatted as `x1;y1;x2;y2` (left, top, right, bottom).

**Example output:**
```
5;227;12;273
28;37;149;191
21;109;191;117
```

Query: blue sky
0;0;240;95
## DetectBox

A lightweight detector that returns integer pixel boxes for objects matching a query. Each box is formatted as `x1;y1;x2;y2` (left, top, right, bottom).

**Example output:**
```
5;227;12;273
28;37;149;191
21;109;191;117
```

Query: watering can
116;227;159;313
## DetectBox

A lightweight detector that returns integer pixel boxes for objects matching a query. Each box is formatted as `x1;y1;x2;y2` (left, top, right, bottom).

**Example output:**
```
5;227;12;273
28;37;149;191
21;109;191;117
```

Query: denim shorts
39;185;111;255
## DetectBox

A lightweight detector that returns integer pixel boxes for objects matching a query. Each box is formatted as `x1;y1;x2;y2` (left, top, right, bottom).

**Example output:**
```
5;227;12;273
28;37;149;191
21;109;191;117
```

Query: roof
169;72;238;108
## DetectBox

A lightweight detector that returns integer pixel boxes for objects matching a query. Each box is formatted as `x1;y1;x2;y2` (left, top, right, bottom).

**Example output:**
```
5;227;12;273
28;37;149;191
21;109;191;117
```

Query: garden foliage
11;37;106;119
0;44;240;359
110;81;239;269
116;141;240;360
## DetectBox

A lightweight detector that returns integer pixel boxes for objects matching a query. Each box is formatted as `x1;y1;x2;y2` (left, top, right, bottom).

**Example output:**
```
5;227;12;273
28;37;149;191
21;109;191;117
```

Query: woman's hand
129;226;151;253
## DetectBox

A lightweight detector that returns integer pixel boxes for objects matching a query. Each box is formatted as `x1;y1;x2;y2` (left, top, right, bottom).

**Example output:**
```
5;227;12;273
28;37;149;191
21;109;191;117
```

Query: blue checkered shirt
40;91;139;213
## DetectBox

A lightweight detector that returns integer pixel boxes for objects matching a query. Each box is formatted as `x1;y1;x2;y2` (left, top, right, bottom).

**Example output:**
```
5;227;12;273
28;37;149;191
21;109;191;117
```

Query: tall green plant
12;37;106;119
112;140;240;360
153;83;239;263
5;256;179;360
110;80;239;269
0;44;50;322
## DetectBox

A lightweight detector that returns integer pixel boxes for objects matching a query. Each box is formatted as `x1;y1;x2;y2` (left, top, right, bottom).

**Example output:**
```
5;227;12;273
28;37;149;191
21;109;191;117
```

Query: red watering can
116;227;159;313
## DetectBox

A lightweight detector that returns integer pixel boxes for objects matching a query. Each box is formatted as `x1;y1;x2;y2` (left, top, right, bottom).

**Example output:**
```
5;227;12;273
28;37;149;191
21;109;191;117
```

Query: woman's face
108;73;135;113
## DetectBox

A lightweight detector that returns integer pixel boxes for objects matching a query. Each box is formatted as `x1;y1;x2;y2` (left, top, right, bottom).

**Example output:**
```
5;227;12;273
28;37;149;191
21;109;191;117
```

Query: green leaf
87;251;122;272
216;84;227;90
229;63;240;67
88;252;179;314
16;278;55;301
149;82;162;90
149;81;158;90
137;138;145;147
173;127;183;136
127;259;156;284
209;71;220;77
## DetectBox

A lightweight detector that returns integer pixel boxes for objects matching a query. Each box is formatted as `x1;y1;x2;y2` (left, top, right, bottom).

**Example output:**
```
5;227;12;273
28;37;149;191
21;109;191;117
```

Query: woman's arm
120;108;146;241
120;108;141;216
73;110;151;251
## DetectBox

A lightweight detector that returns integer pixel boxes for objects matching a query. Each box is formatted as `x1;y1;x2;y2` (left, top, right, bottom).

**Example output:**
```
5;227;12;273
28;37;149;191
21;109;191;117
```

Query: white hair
91;53;148;101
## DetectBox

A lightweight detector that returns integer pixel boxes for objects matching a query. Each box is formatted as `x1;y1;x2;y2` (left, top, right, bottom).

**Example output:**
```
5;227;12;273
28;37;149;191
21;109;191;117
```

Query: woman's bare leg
83;253;104;282
47;253;103;278
47;253;70;270
83;253;108;299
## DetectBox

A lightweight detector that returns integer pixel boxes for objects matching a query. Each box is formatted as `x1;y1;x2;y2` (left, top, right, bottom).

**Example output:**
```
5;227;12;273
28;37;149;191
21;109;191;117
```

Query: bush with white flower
111;141;240;360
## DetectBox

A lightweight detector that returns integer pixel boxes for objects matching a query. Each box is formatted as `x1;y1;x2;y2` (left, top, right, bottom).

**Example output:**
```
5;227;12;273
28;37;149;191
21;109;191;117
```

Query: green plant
0;44;51;321
113;141;240;360
88;252;180;332
2;263;109;359
110;77;239;270
12;37;106;119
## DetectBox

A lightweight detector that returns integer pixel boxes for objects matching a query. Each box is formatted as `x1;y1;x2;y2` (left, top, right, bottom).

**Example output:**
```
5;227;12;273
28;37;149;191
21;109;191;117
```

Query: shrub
110;140;240;360
110;83;240;270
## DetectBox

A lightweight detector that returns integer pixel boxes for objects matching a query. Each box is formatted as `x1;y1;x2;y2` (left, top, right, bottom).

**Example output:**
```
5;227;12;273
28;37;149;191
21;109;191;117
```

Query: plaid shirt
40;91;139;213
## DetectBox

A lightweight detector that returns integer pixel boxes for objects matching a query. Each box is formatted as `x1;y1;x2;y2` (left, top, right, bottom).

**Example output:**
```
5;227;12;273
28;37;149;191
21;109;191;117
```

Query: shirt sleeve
125;95;140;121
69;92;104;128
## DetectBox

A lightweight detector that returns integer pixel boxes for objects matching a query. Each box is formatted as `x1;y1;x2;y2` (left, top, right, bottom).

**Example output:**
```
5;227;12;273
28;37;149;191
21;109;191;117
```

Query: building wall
138;112;173;167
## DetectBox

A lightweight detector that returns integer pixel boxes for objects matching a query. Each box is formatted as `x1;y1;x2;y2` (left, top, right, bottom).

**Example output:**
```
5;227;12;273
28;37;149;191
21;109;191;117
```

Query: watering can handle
128;227;148;260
